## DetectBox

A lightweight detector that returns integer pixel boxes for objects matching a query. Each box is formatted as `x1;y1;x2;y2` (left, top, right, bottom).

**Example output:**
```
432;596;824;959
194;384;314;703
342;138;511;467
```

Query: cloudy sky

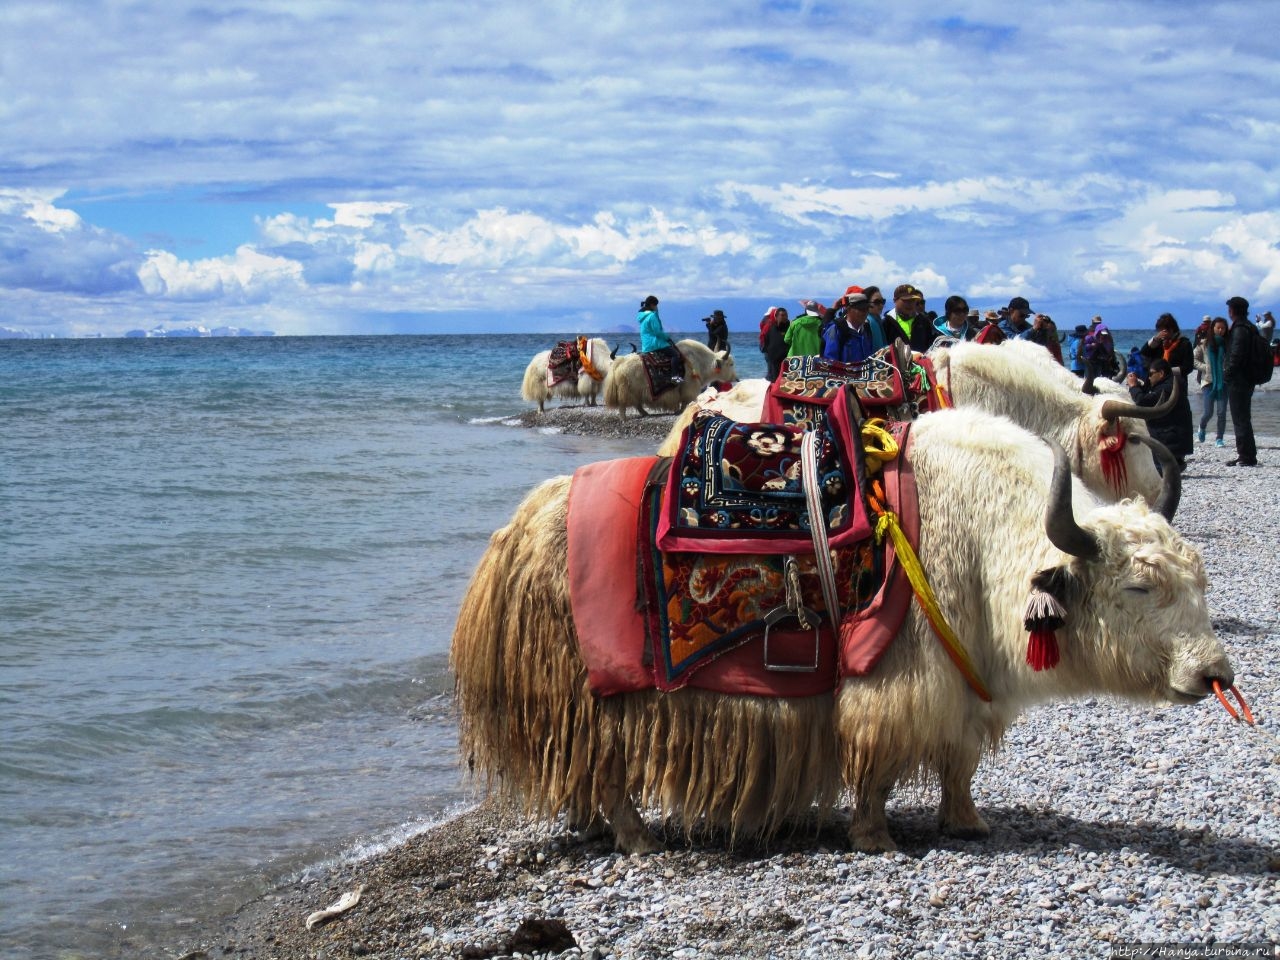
3;1;1279;337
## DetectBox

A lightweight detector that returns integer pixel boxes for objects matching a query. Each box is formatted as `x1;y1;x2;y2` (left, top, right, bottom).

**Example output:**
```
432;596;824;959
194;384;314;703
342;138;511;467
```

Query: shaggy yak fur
451;409;1233;853
602;339;738;418
520;338;614;413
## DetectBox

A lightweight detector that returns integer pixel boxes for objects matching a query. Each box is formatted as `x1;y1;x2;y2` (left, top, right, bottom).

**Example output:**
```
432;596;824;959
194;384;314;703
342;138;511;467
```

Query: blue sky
2;1;1278;337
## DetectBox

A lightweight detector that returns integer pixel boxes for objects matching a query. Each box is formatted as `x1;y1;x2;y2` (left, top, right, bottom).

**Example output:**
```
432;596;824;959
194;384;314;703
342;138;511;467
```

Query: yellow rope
577;335;604;381
866;459;992;703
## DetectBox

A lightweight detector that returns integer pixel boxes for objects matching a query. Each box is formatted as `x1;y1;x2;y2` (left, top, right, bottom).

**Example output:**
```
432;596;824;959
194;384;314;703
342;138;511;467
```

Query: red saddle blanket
655;384;870;555
565;420;919;699
640;346;685;397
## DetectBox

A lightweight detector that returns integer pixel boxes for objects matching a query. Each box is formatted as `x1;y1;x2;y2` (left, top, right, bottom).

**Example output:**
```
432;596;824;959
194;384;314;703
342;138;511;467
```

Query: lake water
1;330;1274;959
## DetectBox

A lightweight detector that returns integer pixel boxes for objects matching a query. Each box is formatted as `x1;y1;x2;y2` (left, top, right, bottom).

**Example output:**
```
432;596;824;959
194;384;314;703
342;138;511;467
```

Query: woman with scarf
1193;316;1230;447
1138;312;1194;450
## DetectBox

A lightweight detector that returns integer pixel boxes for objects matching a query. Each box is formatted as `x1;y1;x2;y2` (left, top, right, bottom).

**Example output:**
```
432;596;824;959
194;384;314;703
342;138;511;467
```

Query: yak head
1036;439;1233;705
714;350;740;385
1071;374;1182;511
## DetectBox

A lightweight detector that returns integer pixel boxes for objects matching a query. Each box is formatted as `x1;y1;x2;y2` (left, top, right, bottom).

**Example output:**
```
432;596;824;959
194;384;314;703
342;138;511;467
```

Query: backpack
1243;323;1274;385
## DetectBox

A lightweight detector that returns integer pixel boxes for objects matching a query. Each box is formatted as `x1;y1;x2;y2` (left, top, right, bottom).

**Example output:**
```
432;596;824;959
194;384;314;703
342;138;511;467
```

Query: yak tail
602;361;628;410
520;356;548;404
450;476;611;821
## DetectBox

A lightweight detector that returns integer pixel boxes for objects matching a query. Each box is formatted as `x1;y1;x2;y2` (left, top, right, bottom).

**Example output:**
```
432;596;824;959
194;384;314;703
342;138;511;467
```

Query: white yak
521;337;615;413
451;408;1231;853
602;340;738;418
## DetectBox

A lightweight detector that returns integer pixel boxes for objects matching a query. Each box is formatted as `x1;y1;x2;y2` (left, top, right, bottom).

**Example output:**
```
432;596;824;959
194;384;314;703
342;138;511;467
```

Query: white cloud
138;246;304;301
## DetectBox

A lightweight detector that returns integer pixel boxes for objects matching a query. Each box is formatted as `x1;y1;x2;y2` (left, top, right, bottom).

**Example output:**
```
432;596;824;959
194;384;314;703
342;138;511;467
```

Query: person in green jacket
784;300;825;357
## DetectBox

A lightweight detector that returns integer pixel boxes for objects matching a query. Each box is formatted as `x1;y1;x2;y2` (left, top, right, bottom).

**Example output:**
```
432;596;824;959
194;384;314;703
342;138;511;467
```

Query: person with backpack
760;306;790;381
1224;295;1260;466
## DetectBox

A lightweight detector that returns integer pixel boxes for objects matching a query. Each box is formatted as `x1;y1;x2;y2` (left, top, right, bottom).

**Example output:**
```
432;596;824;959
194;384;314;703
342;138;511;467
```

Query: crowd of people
637;286;1276;470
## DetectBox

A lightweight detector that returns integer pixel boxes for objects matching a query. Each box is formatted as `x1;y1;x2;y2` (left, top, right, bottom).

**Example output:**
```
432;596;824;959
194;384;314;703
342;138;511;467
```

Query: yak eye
1124;585;1150;595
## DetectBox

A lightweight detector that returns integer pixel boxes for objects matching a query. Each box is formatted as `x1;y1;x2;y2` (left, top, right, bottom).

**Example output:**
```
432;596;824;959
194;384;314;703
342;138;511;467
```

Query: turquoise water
1;330;1271;959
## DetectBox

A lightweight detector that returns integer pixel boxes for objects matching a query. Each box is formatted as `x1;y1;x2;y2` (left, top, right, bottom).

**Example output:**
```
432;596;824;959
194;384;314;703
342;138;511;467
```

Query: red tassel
1026;627;1060;671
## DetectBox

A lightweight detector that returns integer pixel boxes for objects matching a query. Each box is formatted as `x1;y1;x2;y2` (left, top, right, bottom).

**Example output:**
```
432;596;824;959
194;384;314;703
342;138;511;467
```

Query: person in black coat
760;306;790;381
1126;357;1193;470
1223;295;1258;466
704;309;730;353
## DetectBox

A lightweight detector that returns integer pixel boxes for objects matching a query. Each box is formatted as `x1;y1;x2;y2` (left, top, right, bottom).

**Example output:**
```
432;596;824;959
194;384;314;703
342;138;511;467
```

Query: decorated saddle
546;339;582;387
566;387;921;700
655;385;870;555
762;353;907;429
640;345;686;397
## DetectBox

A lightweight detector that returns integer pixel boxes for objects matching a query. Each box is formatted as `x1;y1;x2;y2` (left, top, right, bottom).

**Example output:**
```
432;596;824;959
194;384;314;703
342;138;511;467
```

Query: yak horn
1044;440;1100;560
1128;434;1181;521
610;343;619;360
1099;374;1182;423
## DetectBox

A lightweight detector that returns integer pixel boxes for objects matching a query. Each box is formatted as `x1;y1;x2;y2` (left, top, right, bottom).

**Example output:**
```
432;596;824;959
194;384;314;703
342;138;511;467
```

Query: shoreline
177;417;1279;960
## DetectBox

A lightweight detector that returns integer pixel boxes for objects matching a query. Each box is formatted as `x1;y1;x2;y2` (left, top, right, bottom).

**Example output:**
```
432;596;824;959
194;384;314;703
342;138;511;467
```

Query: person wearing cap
998;297;1036;340
858;286;889;351
1065;324;1090;376
822;291;877;363
881;283;940;352
932;295;979;341
1223;295;1258;466
784;299;826;358
704;309;730;353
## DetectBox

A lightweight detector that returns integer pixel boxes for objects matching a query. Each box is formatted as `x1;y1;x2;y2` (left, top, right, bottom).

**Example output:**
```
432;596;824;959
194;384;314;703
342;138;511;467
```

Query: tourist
637;294;684;380
881;284;939;352
1126;357;1192;471
704;309;730;353
822;291;877;363
1193;317;1229;447
932;295;979;341
785;300;825;357
1065;324;1089;376
1224;296;1258;466
760;306;790;381
998;297;1035;340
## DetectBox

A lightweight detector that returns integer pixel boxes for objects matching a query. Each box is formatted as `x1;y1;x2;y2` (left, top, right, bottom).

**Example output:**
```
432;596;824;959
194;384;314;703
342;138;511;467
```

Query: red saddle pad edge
568;456;658;697
839;424;918;676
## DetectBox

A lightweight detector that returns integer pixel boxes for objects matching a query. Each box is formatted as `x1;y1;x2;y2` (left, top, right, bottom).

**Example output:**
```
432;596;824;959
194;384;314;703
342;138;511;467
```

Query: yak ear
1030;566;1076;606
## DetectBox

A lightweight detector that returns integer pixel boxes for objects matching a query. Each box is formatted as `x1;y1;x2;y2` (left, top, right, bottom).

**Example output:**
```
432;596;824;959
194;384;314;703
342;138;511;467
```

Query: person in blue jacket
1065;324;1089;376
637;294;684;380
821;291;877;363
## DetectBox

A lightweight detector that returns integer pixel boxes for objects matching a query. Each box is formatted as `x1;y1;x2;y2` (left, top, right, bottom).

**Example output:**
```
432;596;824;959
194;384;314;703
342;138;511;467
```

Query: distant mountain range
0;325;275;339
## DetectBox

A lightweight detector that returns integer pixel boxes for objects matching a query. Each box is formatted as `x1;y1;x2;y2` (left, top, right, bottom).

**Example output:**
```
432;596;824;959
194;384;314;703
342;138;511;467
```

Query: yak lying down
450;408;1232;853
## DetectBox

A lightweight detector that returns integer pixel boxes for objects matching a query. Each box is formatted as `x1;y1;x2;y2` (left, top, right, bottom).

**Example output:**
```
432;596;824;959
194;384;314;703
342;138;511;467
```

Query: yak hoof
850;827;898;854
615;827;662;855
939;814;990;840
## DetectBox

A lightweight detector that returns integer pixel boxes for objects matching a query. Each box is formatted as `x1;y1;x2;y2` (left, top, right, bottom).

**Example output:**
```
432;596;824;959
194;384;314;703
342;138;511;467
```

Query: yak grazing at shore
521;338;614;413
451;408;1231;853
603;339;738;418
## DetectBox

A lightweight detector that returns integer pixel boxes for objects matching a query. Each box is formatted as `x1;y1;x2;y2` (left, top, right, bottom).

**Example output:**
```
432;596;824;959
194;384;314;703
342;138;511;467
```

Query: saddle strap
801;430;842;625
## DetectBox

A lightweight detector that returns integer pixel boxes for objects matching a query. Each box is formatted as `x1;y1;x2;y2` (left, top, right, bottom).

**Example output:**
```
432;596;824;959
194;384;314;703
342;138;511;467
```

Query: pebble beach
179;399;1278;960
